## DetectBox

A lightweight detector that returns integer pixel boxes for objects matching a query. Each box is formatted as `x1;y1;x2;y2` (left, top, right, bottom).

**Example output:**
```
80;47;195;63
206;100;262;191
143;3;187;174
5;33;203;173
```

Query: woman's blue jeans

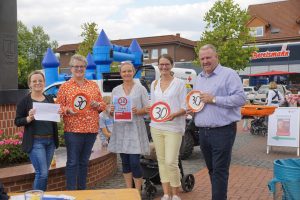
64;132;97;190
29;138;55;191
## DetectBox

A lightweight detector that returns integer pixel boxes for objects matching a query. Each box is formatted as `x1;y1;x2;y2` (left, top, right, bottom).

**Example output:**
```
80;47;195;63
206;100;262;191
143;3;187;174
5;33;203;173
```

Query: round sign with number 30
150;102;171;122
186;90;205;112
72;93;90;113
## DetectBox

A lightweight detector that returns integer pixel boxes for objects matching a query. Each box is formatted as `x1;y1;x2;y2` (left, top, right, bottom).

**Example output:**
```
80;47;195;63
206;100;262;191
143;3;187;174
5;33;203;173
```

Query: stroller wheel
181;174;195;192
145;184;157;198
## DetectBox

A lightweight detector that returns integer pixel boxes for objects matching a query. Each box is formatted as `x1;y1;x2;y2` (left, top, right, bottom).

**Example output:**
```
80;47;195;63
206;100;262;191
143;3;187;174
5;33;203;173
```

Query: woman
15;70;59;191
108;61;150;192
56;54;105;190
267;81;285;107
150;54;186;200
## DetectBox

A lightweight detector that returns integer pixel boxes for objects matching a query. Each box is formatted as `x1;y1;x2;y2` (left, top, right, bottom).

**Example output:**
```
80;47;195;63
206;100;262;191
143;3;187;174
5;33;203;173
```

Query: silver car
243;86;256;102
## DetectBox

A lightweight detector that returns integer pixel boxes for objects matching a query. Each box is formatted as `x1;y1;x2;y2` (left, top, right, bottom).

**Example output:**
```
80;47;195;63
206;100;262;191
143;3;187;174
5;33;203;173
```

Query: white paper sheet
33;102;60;122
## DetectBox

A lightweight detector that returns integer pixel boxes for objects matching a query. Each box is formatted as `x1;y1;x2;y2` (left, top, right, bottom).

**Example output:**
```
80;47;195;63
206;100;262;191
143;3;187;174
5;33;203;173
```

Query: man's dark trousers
198;122;236;200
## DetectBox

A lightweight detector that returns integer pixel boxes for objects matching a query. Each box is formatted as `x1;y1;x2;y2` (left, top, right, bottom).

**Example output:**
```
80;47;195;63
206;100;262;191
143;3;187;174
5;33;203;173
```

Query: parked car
243;86;256;102
253;84;291;105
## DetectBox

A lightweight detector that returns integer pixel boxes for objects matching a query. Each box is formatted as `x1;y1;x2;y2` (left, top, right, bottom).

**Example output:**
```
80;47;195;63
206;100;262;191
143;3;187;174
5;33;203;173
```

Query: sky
17;0;284;46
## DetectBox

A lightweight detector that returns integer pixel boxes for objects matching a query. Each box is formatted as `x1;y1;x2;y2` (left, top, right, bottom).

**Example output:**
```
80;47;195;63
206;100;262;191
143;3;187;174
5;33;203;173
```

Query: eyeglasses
31;80;44;83
72;65;86;69
158;63;171;67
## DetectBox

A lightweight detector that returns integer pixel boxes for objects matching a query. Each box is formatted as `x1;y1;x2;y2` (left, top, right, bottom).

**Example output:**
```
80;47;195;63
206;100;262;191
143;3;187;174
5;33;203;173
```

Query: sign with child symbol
113;96;132;121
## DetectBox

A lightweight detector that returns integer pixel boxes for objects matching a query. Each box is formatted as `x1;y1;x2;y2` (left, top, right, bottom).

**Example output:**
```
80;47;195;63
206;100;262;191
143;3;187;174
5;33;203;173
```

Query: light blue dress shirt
194;64;246;128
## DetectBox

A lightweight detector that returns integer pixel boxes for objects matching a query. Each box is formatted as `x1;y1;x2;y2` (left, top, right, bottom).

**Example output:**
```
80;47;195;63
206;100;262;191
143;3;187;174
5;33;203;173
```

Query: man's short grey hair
199;44;218;54
69;54;87;66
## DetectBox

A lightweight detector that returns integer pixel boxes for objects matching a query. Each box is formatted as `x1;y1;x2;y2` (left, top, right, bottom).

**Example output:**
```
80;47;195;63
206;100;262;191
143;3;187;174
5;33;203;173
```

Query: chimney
176;33;180;37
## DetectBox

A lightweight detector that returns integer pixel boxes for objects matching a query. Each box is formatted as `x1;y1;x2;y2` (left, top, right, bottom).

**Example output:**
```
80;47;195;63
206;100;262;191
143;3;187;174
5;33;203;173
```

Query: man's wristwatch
212;97;216;104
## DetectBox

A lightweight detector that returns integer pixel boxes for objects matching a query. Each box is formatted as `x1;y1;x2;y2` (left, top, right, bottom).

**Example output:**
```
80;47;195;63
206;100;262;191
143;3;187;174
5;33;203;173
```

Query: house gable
247;0;300;43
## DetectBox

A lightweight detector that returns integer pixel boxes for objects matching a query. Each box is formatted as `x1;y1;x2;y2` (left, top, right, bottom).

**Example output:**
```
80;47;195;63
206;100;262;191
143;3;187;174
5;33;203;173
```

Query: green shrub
58;122;65;147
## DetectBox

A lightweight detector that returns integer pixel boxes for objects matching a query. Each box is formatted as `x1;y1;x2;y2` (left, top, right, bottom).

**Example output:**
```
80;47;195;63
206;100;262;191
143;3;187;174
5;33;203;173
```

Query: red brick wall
0;104;23;135
1;152;117;193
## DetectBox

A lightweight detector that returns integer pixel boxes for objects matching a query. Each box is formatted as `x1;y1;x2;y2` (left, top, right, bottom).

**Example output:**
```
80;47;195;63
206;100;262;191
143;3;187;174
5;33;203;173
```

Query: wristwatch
212;97;216;104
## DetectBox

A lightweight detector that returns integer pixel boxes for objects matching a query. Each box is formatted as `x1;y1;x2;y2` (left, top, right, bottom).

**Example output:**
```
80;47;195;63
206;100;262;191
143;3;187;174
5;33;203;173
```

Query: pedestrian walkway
92;120;299;199
155;165;273;200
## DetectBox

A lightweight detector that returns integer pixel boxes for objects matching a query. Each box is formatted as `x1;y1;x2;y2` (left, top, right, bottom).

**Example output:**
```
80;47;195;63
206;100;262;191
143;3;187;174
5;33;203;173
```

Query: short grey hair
69;54;87;67
199;44;218;54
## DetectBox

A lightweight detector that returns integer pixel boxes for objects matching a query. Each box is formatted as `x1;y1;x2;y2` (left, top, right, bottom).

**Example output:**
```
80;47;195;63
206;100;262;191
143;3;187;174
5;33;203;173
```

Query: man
56;54;105;190
194;44;246;200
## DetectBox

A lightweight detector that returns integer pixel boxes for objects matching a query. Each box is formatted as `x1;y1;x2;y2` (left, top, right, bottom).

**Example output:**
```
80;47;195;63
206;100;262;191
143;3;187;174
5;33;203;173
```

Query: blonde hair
102;96;111;104
119;61;135;73
269;81;277;89
27;70;45;87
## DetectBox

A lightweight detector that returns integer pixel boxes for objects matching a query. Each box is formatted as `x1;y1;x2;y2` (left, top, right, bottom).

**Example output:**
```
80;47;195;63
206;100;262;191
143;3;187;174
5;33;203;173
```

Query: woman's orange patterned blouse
56;78;104;133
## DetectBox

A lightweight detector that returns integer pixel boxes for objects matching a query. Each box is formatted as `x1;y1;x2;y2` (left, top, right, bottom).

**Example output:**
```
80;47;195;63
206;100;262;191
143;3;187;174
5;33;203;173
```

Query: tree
195;0;257;71
76;22;98;57
17;21;58;88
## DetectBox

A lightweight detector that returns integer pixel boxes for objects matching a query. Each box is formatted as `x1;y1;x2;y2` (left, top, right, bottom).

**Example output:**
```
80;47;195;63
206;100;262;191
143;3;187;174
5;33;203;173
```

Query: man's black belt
197;122;236;130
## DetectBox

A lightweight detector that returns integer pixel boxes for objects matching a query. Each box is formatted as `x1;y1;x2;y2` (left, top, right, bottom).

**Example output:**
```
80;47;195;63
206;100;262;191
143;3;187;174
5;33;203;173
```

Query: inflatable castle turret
86;52;96;80
42;48;59;87
42;29;143;87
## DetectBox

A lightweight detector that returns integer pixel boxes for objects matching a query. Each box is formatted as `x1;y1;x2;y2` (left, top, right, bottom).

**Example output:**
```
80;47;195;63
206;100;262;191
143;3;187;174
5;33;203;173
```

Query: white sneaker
172;195;181;200
161;194;171;200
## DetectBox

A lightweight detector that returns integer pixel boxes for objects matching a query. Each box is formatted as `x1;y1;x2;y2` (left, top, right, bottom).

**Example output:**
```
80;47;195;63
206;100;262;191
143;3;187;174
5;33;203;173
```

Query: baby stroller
140;143;195;200
241;105;277;136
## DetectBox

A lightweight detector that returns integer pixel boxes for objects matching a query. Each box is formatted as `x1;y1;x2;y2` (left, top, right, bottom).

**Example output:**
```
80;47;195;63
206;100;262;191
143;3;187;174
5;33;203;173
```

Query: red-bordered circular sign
186;90;205;112
118;97;128;106
72;93;90;113
150;101;171;122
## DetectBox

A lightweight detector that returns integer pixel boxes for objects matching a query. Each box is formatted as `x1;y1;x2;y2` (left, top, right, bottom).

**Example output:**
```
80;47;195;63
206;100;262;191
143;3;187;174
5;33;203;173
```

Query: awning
248;70;298;77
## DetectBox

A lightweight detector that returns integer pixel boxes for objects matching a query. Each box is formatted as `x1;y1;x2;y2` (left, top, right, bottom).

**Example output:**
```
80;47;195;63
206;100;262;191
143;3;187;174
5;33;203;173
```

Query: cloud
17;0;285;45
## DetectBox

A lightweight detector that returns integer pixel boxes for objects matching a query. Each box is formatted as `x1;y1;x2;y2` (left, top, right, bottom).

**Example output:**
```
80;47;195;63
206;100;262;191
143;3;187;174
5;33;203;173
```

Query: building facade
240;0;300;80
55;33;197;73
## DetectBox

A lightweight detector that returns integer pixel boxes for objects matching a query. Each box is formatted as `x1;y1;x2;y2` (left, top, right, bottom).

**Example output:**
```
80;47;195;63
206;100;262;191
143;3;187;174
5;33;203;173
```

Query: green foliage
110;62;120;73
195;0;257;71
58;122;65;147
17;21;58;88
0;130;29;167
76;22;98;57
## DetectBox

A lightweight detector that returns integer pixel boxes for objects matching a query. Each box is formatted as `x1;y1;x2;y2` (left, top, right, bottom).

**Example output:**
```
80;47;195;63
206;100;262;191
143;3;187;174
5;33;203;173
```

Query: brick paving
89;121;299;199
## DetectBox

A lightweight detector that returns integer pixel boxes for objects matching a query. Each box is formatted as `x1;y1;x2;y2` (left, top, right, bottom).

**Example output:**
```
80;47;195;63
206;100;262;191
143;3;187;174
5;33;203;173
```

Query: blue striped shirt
194;64;246;128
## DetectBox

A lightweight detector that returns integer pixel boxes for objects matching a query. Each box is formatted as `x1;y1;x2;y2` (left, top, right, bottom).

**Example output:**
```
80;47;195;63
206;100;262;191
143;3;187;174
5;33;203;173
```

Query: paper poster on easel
267;107;300;156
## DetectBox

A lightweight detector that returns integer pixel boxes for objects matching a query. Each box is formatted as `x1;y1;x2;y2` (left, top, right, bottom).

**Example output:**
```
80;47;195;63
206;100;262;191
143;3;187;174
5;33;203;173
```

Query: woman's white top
150;77;187;134
108;83;150;155
266;89;285;107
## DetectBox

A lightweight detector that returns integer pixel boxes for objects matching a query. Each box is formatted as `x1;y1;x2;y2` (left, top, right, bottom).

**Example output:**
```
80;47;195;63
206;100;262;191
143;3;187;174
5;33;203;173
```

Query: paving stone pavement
88;121;299;199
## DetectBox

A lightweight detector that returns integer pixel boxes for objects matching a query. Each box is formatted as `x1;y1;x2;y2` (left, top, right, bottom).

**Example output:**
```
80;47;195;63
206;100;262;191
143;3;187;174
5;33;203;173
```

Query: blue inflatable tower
41;29;143;87
86;52;96;80
42;48;60;87
93;29;143;79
